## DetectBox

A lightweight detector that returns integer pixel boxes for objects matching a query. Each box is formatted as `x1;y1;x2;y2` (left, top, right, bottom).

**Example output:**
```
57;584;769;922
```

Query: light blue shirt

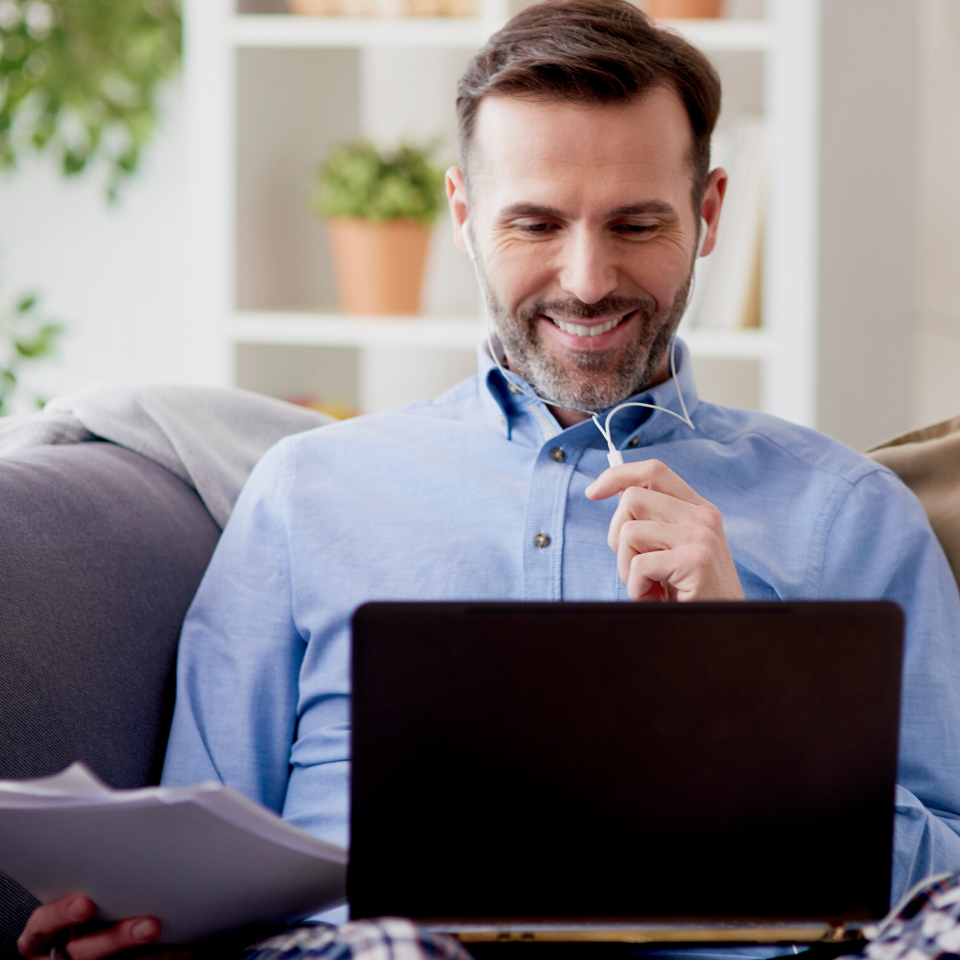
162;340;960;933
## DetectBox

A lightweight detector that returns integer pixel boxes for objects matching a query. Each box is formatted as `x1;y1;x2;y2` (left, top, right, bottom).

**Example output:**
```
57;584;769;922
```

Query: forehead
470;87;695;214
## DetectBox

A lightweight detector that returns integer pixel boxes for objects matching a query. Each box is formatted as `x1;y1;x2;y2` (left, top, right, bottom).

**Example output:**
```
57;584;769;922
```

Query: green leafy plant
0;291;63;415
311;140;446;227
0;0;181;200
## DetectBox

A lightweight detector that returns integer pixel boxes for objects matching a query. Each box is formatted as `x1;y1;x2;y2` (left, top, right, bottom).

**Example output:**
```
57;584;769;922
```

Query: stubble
486;271;693;413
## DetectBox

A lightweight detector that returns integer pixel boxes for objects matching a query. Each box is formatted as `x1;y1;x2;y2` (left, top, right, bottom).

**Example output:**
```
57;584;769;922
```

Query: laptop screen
349;601;902;925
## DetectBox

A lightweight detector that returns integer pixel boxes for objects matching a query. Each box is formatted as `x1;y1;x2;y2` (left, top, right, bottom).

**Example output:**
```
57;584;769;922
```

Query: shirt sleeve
819;467;960;900
160;439;304;816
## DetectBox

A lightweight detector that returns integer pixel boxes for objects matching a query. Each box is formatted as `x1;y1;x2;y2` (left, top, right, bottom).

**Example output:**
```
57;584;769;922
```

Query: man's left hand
585;459;744;602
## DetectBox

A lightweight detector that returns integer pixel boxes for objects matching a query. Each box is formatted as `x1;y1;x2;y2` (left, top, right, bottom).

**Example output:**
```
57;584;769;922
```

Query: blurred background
0;0;958;451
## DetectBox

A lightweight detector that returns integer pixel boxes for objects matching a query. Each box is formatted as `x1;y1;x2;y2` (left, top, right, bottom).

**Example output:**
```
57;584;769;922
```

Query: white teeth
552;315;627;337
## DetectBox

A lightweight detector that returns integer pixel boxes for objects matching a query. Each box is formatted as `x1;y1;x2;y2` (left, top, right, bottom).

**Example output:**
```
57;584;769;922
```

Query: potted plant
311;140;445;315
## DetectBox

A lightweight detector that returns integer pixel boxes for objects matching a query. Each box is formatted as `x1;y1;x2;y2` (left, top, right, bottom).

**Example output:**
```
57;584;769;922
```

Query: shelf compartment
658;18;769;52
231;14;490;48
233;312;486;348
231;312;771;359
230;15;769;51
682;326;769;359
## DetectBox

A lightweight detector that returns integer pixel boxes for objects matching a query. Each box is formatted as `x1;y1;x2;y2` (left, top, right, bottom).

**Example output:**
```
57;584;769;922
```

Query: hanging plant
0;0;181;200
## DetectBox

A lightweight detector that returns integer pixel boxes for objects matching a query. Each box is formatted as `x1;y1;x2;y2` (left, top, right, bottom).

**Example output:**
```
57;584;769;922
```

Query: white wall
816;0;921;451
0;85;202;414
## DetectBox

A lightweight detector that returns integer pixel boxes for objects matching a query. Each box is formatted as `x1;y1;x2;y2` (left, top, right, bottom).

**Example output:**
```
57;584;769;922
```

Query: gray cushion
0;442;221;956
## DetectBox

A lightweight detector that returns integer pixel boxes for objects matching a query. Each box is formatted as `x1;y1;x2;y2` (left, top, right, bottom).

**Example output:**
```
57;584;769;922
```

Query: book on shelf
0;763;347;945
684;115;765;331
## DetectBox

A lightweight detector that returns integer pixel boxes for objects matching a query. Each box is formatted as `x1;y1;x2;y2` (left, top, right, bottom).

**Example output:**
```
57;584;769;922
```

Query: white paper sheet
0;764;347;943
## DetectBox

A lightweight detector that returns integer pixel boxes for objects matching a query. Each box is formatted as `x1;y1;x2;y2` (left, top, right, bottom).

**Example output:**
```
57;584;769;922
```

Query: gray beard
486;274;692;414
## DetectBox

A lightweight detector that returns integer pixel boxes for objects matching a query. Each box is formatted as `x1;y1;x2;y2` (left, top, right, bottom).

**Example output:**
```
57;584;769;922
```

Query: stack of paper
0;764;347;944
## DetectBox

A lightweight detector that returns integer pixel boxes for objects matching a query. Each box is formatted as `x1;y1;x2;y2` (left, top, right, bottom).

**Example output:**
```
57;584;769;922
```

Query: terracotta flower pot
287;0;340;14
646;0;723;18
326;217;432;315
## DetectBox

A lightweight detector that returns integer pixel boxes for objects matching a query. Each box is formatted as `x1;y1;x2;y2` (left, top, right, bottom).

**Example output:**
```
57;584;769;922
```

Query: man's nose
557;228;618;305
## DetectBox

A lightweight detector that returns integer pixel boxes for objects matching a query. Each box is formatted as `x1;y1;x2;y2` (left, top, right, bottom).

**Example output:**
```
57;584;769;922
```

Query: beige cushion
867;415;960;587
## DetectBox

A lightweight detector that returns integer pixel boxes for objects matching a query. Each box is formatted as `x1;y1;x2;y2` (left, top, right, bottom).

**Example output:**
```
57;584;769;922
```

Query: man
19;1;960;958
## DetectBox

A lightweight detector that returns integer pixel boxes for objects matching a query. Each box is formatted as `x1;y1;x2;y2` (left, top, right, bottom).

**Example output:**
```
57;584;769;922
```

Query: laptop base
460;940;869;960
419;921;865;944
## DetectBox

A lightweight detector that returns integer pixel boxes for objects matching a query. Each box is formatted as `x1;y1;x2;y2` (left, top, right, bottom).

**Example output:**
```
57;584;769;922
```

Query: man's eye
520;223;552;233
614;223;656;235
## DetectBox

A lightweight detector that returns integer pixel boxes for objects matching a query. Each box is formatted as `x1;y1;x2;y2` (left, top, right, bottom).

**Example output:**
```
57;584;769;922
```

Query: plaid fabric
242;918;474;960
840;873;960;960
241;876;960;960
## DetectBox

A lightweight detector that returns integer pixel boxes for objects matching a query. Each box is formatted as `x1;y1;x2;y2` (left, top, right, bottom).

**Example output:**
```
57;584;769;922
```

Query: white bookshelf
232;312;772;356
653;17;769;50
184;0;817;423
229;14;770;50
230;15;493;47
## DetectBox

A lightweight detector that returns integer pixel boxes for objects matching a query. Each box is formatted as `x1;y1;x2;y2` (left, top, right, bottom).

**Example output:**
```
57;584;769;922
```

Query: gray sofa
0;385;330;959
0;441;222;956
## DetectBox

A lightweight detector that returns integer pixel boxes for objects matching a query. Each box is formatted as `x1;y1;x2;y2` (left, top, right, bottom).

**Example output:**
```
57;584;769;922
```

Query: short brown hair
457;0;722;211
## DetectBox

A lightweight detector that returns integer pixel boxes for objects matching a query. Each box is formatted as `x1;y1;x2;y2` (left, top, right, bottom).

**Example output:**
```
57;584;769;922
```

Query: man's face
448;88;724;419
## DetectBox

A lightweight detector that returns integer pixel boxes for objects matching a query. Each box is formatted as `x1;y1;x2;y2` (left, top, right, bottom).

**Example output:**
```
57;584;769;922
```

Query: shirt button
534;533;551;548
549;447;565;463
628;436;640;448
497;415;506;428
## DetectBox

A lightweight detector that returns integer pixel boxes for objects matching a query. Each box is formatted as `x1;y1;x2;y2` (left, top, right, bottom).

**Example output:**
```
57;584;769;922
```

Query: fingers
614;519;693;583
17;895;160;960
620;531;726;602
585;459;706;506
614;518;720;590
616;520;744;602
586;458;743;602
64;917;161;960
607;486;721;553
626;545;742;602
18;895;94;958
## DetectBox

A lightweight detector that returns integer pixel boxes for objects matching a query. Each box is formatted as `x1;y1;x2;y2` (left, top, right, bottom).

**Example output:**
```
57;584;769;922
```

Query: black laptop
349;601;904;946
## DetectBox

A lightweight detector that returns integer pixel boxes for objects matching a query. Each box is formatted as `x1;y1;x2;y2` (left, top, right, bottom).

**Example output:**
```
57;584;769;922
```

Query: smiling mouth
549;311;634;337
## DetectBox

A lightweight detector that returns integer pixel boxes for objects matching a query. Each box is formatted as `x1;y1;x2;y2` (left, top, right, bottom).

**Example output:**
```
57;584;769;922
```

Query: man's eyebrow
496;200;678;219
497;203;566;219
608;201;677;217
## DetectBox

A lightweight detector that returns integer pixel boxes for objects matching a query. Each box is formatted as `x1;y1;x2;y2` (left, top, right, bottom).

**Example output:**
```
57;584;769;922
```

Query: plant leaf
313;139;445;227
16;294;38;314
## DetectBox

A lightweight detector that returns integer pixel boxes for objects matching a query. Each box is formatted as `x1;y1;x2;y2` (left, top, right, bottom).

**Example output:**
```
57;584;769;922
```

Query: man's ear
446;166;471;258
698;167;728;258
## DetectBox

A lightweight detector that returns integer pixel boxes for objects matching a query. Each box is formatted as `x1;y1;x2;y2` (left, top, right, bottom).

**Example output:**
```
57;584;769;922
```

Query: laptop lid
349;601;903;939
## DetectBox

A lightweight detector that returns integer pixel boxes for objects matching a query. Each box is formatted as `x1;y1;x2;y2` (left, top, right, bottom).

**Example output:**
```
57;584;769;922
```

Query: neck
553;406;592;429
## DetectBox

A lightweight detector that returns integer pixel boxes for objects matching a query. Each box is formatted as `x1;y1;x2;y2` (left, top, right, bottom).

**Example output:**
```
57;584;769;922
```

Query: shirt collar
477;335;700;449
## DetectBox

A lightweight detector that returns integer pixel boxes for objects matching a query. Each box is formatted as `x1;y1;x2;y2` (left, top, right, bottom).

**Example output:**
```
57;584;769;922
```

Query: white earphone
463;223;477;262
696;217;709;257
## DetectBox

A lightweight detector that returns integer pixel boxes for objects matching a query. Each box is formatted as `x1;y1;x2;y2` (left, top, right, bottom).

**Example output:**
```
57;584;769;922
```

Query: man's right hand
18;894;160;960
